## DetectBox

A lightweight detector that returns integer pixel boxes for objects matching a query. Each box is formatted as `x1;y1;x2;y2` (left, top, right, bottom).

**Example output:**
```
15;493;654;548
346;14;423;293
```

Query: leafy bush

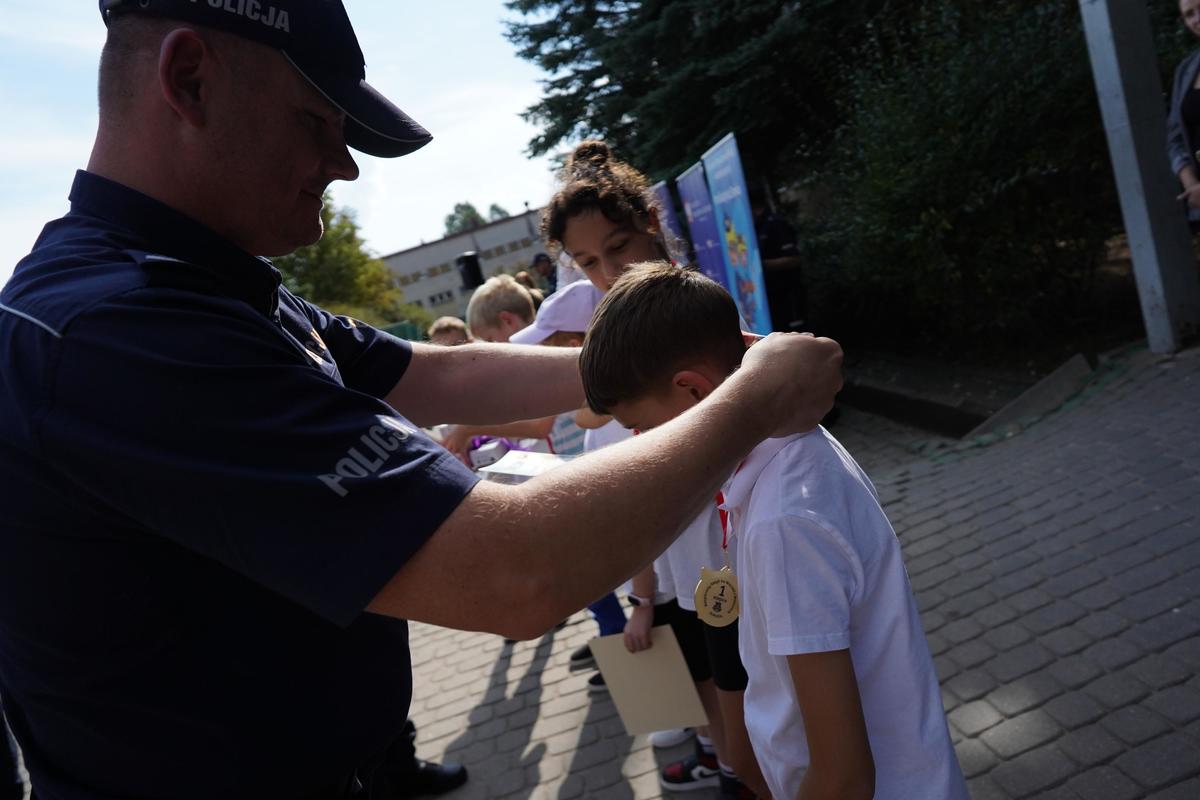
797;1;1125;355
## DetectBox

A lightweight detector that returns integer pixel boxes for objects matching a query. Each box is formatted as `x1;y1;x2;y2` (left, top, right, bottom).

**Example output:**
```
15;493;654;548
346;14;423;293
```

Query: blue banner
701;133;772;334
650;181;685;247
675;162;730;292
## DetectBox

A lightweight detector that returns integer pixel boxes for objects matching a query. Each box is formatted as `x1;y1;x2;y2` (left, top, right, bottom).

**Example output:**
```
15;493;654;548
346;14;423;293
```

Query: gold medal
694;566;739;627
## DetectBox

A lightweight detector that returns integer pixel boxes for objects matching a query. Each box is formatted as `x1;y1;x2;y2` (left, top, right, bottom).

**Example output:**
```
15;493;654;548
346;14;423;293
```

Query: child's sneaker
718;772;756;799
649;727;694;748
569;644;595;669
587;672;608;693
659;744;719;791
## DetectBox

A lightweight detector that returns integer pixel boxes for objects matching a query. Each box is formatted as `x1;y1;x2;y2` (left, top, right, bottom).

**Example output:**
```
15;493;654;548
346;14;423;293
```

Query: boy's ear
673;369;716;402
646;207;661;237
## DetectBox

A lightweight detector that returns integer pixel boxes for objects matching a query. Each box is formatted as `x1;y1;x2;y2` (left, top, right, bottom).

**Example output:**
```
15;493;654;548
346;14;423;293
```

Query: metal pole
1079;0;1200;353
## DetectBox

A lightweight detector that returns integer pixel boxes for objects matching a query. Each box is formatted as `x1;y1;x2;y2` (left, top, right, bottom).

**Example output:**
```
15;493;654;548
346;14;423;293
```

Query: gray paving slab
406;345;1200;798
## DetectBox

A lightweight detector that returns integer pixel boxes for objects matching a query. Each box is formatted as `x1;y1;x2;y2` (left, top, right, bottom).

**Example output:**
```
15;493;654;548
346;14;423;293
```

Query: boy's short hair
580;262;745;414
465;274;536;332
427;316;470;342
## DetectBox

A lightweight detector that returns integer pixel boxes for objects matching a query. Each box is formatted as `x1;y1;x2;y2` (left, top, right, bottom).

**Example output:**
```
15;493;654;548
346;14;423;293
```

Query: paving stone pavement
408;345;1200;799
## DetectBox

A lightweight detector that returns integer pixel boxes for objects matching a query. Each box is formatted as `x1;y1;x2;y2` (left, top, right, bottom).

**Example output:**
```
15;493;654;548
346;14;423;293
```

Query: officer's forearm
384;341;583;427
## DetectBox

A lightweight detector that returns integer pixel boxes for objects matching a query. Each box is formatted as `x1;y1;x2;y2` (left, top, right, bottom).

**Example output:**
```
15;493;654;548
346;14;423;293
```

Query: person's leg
367;719;467;800
657;602;724;792
581;592;628;691
694;678;726;762
714;689;767;798
704;620;768;798
0;706;24;800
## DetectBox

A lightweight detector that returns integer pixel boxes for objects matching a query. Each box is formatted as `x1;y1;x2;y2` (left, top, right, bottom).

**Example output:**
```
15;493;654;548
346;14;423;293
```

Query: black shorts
652;598;711;683
651;600;748;690
702;617;748;692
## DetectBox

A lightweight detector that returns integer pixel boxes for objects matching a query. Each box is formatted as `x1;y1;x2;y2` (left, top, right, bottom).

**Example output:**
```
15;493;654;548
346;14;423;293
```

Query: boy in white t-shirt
580;262;967;800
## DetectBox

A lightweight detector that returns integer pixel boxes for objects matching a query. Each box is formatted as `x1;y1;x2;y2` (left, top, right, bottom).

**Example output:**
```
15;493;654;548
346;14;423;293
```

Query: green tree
487;203;512;221
504;0;890;181
274;195;429;329
444;202;488;235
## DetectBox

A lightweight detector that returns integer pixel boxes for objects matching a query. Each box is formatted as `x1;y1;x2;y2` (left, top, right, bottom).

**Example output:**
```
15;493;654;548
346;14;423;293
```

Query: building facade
381;209;548;320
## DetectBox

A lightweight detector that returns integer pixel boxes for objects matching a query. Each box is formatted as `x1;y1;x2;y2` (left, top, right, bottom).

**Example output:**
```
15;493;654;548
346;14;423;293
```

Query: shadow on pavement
440;630;557;799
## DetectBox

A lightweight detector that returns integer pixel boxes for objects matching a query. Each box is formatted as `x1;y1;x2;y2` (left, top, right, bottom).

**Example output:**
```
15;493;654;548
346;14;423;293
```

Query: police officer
0;2;843;797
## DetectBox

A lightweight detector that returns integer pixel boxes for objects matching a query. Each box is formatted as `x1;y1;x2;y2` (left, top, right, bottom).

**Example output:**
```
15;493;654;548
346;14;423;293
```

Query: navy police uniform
0;171;478;799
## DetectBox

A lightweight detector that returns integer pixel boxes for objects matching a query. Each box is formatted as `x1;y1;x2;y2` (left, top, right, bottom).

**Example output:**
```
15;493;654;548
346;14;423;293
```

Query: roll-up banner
650;181;685;247
700;133;772;334
675;162;730;292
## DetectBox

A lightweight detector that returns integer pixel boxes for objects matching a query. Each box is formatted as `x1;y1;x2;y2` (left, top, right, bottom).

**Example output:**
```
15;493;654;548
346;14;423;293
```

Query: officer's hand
737;332;843;437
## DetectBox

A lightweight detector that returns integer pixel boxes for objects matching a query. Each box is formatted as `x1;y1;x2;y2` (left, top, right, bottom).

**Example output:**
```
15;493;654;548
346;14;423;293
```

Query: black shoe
587;672;608;694
394;760;468;798
718;772;756;799
569;644;595;669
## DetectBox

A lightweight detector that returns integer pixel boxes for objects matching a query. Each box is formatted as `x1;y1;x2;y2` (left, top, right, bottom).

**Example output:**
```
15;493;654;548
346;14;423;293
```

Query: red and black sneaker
659;744;720;792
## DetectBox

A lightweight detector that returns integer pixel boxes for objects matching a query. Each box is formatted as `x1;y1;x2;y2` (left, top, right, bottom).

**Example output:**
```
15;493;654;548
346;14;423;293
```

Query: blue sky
0;1;563;286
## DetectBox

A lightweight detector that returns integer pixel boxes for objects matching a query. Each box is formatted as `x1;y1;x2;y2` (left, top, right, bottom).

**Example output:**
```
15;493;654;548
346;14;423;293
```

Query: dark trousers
1;709;23;800
7;713;417;800
320;718;420;799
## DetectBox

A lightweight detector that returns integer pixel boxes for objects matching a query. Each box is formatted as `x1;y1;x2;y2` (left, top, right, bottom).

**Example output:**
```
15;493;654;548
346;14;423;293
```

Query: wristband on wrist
628;594;654;607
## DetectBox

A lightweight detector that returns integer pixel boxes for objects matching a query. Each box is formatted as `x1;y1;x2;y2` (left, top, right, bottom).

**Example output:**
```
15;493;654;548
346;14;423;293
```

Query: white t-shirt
583;418;631;453
722;427;967;800
548;412;586;457
656;504;732;611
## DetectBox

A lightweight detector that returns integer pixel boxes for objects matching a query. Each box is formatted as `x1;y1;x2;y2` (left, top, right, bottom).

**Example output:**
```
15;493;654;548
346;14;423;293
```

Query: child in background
441;281;595;462
426;316;471;346
464;274;536;344
581;262;968;800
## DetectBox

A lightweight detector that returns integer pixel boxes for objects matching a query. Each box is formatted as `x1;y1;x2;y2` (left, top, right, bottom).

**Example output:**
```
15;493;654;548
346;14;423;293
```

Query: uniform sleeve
38;289;478;627
742;514;862;656
292;293;414;399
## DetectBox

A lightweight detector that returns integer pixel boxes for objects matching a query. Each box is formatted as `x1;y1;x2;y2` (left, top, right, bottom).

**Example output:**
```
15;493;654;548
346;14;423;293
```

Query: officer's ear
157;28;211;128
